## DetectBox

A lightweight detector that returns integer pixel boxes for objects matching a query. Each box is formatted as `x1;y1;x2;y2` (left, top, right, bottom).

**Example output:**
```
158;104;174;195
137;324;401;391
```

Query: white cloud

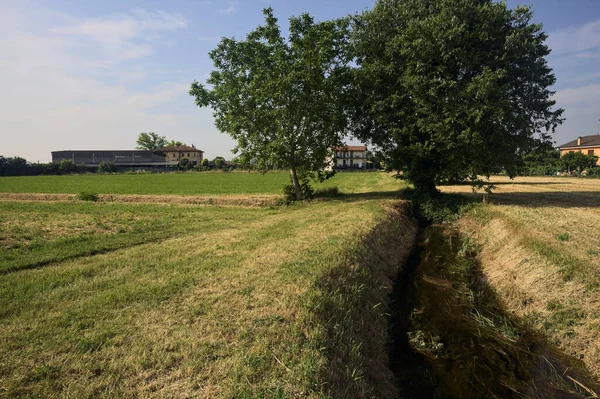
51;9;188;63
219;6;238;15
554;84;600;113
53;9;187;45
547;19;600;57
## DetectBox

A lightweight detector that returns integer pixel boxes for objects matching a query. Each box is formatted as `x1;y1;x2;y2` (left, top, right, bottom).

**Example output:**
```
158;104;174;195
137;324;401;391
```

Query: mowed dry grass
441;176;600;379
0;196;417;398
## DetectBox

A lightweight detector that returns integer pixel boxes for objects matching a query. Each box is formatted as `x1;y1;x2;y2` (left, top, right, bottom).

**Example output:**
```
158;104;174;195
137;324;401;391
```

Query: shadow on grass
314;190;404;202
457;191;600;208
440;181;572;186
388;226;600;399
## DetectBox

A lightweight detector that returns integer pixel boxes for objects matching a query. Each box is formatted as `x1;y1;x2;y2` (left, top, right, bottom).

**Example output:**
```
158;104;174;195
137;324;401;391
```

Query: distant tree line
516;144;599;176
0;155;244;176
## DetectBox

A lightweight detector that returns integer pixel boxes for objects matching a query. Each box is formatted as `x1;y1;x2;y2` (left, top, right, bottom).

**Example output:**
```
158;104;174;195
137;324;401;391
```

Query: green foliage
200;158;209;167
560;151;598;174
97;161;118;173
136;132;167;150
0;156;29;176
213;157;225;169
178;158;193;170
402;189;472;224
190;7;352;200
587;167;600;177
58;160;79;174
351;0;564;194
77;191;99;202
517;143;560;176
282;177;314;203
165;140;187;147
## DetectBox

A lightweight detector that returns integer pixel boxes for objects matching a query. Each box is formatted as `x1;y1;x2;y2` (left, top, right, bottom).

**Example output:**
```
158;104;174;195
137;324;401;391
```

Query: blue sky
1;0;599;162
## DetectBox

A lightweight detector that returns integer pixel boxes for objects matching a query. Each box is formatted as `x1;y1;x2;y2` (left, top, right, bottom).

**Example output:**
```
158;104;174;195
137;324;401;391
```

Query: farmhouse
159;146;204;165
333;145;367;169
557;135;600;166
51;146;204;168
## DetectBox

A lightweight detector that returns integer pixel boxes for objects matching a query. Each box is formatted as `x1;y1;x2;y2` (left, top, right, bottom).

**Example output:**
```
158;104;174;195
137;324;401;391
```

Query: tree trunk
413;175;439;198
290;167;302;201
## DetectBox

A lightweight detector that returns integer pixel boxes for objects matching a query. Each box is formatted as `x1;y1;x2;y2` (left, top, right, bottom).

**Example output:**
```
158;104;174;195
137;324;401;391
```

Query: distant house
157;146;204;166
557;135;600;166
333;145;367;169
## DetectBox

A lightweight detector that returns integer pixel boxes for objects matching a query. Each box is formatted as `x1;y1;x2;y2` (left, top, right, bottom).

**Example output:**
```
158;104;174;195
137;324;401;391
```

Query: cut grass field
0;171;400;196
0;172;417;398
441;176;600;381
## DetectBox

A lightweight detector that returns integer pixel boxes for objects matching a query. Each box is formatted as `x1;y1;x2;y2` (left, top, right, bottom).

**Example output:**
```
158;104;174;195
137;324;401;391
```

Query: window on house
589;150;595;156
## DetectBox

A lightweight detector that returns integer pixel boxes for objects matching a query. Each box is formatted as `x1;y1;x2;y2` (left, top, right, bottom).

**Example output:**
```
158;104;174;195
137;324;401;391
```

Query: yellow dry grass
0;192;280;207
443;176;600;380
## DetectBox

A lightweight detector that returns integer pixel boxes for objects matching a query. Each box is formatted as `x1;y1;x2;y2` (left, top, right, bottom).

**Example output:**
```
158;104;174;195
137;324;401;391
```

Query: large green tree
351;0;564;196
136;132;167;150
190;8;352;199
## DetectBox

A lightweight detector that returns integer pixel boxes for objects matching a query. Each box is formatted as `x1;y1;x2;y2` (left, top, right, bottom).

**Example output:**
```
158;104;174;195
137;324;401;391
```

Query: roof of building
558;135;600;149
335;145;367;151
51;150;151;154
159;146;203;153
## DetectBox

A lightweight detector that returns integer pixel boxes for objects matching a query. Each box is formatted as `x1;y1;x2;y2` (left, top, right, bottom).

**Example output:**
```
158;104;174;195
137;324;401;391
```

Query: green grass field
0;171;400;196
0;172;416;398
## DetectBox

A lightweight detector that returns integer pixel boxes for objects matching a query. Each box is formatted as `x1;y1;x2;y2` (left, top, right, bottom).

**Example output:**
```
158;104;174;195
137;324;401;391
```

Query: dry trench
387;221;600;399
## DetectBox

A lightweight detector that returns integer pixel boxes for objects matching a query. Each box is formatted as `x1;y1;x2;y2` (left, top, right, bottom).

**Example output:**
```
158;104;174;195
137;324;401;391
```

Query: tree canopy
136;132;167;151
560;152;599;174
190;8;352;199
351;0;564;195
166;140;187;147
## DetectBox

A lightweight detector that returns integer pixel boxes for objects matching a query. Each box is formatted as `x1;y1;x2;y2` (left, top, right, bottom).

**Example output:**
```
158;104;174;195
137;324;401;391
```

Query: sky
1;0;599;162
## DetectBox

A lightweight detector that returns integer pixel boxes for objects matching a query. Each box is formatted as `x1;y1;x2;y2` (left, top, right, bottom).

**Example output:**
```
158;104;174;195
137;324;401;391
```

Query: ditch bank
387;221;600;398
307;200;419;398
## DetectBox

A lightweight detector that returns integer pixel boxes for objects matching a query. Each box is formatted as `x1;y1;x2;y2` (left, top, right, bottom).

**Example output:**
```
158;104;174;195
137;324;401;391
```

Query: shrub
282;178;314;204
98;161;118;173
58;160;78;174
587;167;600;177
78;191;99;202
178;158;193;170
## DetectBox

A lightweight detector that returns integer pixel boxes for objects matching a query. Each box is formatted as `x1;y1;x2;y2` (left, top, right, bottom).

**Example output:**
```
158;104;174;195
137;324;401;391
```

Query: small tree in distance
213;157;226;169
136;132;167;151
190;8;352;200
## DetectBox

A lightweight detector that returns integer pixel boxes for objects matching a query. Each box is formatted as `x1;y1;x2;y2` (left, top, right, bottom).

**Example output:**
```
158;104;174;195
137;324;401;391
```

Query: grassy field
441;176;600;381
0;171;400;196
0;172;417;398
4;171;600;397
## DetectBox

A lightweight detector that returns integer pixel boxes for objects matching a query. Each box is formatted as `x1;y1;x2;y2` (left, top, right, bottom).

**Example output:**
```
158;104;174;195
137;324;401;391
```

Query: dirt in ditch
388;225;600;399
